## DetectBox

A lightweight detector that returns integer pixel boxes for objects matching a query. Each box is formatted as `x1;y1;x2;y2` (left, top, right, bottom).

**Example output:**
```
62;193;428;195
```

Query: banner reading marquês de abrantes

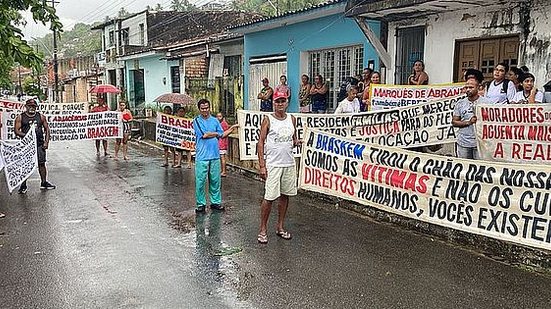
299;128;551;251
237;95;463;160
155;113;195;150
476;103;551;163
1;111;123;141
369;83;464;109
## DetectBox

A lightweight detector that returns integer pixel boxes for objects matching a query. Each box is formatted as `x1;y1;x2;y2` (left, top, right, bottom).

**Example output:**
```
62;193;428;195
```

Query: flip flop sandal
257;234;268;244
172;165;182;168
161;163;169;167
275;230;292;240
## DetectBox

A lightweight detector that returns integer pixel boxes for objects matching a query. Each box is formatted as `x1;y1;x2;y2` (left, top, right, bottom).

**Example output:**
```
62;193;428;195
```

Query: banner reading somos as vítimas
369;83;464;110
237;95;463;160
299;128;551;251
155;113;195;150
476;104;551;163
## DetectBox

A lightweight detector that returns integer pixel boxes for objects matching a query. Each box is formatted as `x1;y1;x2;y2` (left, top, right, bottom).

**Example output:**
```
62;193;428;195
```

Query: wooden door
500;37;520;69
456;40;480;81
479;39;500;80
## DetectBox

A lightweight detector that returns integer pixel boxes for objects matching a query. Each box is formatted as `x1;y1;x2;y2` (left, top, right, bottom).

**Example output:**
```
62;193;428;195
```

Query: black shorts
37;146;46;164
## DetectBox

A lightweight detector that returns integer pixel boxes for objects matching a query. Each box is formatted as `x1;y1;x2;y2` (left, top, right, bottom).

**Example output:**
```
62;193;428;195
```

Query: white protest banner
0;128;38;193
237;95;463;160
155;113;195;150
476;104;551;163
0;100;89;113
299;128;551;251
48;111;123;141
369;83;463;109
1;102;90;140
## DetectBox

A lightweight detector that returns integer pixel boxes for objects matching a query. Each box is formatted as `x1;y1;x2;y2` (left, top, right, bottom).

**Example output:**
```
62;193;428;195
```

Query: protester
275;75;291;99
408;60;429;85
92;97;109;156
335;86;360;114
452;70;491;160
257;78;274;112
484;63;516;104
161;105;177;167
256;91;299;244
508;67;524;91
114;101;132;160
174;107;192;169
359;68;373;94
298;74;311;113
362;71;381;111
512;73;544;104
310;74;328;113
193;99;238;213
15;99;56;193
216;112;230;177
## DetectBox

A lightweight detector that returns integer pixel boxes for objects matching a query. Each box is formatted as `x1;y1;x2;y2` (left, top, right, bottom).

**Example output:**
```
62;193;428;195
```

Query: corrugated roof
227;0;347;30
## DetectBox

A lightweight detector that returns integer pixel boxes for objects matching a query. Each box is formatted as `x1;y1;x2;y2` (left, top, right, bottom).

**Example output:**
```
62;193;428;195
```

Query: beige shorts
264;165;297;201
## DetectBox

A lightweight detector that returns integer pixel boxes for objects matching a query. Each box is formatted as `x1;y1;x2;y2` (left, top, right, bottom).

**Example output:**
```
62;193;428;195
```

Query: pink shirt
218;119;229;150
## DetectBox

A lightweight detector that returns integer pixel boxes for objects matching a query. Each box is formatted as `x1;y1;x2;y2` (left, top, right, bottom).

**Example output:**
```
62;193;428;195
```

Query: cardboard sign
155;113;195;150
0;128;38;193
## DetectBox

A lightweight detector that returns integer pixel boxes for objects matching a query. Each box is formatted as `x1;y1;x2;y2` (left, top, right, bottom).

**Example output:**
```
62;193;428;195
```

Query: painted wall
243;11;381;112
124;54;179;108
121;12;147;46
386;1;551;87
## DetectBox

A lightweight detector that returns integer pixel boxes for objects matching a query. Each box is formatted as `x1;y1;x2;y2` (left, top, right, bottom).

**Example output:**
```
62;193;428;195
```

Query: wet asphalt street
1;141;551;309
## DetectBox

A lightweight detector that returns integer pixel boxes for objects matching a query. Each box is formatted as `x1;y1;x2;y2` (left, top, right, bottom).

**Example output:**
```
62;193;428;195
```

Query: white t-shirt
334;98;360;114
485;80;516;104
512;90;544;103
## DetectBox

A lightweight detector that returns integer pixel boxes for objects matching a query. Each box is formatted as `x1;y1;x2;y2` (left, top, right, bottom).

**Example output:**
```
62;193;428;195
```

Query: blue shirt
194;115;223;161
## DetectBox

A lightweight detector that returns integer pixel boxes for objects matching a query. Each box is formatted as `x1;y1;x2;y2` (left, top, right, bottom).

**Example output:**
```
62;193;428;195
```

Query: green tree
155;3;164;11
171;0;197;12
0;0;62;79
22;75;45;100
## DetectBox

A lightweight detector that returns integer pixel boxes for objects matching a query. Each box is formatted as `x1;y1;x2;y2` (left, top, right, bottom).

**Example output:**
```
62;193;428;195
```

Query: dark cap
25;99;38;106
262;77;269;83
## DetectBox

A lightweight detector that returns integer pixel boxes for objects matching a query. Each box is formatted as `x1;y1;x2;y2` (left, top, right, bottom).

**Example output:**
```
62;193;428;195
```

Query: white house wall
121;12;147;46
386;2;551;86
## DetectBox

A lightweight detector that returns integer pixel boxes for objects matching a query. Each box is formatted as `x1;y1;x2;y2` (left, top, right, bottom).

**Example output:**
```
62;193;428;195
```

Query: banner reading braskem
237;95;463;160
299;128;551;251
476;103;551;163
155;113;195;150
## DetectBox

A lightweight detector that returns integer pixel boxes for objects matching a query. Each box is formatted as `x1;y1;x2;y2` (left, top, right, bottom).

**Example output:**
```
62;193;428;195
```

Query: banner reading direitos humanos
237;95;463;160
299;128;551;250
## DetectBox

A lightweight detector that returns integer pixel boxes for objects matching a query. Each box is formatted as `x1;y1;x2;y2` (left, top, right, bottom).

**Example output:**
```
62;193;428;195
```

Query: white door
249;61;287;111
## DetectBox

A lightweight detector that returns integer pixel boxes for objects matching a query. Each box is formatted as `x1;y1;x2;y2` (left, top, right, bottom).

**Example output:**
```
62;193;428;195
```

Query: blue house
228;0;381;112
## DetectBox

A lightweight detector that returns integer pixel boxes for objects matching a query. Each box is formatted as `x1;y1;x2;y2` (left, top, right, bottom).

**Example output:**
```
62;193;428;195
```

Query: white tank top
265;114;295;167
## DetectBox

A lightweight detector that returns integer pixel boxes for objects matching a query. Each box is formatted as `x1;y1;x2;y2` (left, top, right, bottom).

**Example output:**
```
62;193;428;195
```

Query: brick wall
184;56;208;78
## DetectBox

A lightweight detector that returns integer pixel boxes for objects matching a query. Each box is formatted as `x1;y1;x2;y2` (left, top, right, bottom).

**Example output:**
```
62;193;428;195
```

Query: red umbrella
153;93;195;106
89;84;121;94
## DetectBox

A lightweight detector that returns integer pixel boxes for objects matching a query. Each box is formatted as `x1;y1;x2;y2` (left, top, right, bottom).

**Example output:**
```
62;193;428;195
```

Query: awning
346;0;524;21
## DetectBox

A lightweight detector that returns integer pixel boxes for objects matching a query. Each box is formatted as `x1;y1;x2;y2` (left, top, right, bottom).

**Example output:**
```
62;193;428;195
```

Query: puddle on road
170;211;196;233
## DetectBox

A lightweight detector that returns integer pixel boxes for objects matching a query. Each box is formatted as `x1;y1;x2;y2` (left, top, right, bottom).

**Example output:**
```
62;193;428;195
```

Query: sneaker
210;204;225;211
195;206;206;213
18;184;28;194
40;182;56;190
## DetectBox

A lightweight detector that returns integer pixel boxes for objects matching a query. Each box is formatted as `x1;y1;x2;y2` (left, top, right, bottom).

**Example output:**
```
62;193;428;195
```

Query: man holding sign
15;99;55;193
257;91;300;244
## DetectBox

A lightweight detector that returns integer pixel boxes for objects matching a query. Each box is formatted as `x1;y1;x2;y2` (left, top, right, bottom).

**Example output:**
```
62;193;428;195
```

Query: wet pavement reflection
1;140;551;308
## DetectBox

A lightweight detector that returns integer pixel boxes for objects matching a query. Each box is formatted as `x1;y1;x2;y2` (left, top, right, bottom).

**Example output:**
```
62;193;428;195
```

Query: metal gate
248;58;287;111
395;26;425;84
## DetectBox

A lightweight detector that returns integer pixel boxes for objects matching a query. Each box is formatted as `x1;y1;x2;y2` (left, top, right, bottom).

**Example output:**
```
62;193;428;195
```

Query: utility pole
51;0;60;103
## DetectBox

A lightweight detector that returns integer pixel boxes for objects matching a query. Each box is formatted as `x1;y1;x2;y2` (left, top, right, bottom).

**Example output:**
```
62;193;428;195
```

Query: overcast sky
22;0;217;39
